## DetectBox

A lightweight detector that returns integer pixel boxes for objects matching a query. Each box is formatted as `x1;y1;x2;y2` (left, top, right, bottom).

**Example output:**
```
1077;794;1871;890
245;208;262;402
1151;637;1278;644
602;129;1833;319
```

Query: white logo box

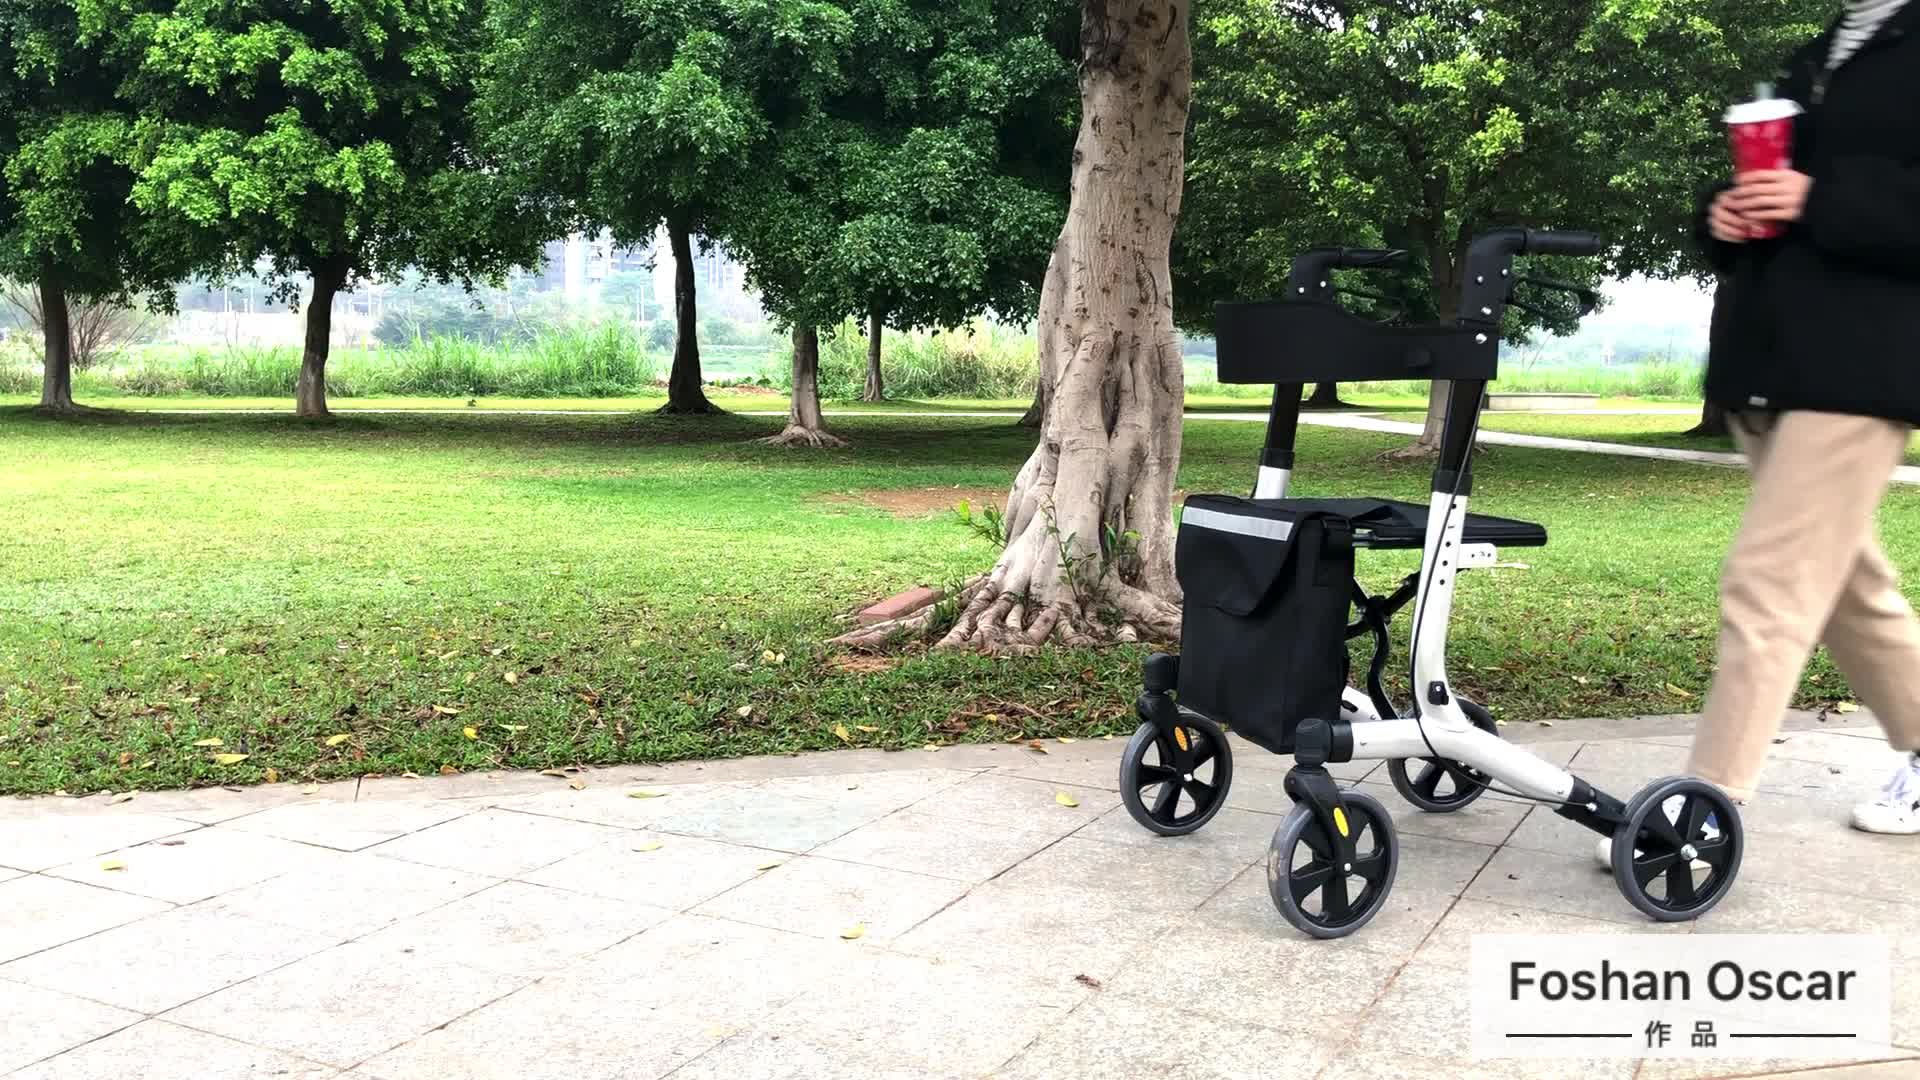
1469;934;1892;1060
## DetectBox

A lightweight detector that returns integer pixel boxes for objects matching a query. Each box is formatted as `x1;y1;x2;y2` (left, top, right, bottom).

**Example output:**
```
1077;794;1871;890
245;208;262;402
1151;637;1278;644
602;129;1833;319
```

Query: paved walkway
3;714;1915;1079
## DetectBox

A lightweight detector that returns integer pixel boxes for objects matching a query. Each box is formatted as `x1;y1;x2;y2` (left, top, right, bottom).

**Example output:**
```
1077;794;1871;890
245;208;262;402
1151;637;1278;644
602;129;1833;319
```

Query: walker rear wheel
1267;790;1399;939
1118;713;1233;836
1387;699;1498;813
1610;776;1743;922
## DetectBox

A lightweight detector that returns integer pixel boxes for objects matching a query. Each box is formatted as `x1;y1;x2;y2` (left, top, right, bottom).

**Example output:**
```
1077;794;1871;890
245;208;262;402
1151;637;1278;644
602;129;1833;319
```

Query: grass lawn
2;404;1908;797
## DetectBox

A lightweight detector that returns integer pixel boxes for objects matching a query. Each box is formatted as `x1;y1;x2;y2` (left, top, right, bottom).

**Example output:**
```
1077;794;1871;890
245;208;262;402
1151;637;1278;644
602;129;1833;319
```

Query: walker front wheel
1118;713;1233;837
1267;790;1399;939
1387;699;1498;813
1610;776;1743;922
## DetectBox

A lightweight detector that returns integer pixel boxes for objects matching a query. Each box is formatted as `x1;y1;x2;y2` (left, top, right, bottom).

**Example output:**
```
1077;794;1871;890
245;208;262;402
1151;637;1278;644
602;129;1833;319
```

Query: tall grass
0;321;1707;404
759;321;1040;400
4;323;666;399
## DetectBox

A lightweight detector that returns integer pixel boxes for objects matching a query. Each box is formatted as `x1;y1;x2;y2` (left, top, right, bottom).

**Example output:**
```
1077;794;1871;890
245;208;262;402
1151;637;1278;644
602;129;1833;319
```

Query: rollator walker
1121;227;1744;938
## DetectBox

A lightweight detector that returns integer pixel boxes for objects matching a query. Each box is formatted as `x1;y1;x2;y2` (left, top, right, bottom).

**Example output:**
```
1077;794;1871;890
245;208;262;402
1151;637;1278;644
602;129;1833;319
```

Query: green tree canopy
99;0;545;416
0;0;200;412
479;0;855;414
1176;0;1827;439
729;0;1073;425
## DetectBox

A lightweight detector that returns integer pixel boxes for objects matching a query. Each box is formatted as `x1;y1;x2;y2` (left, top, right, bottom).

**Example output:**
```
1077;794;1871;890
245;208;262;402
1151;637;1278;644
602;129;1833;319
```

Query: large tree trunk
835;0;1190;653
761;325;846;447
1688;400;1730;438
862;309;884;403
1018;379;1048;428
295;263;344;417
662;218;717;415
36;267;77;414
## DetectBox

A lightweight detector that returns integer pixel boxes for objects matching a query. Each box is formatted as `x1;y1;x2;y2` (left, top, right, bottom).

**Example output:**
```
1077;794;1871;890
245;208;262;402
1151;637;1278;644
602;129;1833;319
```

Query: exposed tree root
657;397;723;416
1383;441;1440;461
30;402;108;418
829;571;1180;657
759;425;848;448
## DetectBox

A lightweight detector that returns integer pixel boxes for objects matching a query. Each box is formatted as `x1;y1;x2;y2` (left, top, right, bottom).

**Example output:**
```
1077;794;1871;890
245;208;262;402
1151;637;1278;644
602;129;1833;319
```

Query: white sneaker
1850;754;1920;835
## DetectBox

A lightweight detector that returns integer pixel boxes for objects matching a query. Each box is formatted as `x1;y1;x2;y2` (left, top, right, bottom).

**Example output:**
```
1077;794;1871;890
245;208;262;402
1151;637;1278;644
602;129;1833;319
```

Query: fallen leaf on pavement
302;784;319;795
832;723;852;743
635;840;664;852
1055;792;1080;808
401;772;422;779
568;778;587;790
109;791;135;805
1027;740;1048;754
100;859;127;872
1836;701;1861;714
922;743;941;752
840;924;865;940
627;790;668;799
1056;737;1077;744
263;767;280;783
439;765;459;776
1074;974;1103;989
539;769;571;778
211;753;249;765
192;737;224;747
756;860;783;871
325;734;352;747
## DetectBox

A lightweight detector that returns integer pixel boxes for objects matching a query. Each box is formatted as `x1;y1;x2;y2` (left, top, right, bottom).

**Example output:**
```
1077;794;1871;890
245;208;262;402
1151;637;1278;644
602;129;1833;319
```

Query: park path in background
83;404;1920;486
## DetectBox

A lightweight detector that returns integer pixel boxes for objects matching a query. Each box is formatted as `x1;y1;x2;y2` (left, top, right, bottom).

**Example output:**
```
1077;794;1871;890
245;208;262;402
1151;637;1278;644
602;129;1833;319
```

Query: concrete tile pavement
0;716;1915;1079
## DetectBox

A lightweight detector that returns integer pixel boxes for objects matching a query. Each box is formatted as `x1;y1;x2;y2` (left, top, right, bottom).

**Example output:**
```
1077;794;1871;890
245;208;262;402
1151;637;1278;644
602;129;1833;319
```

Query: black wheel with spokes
1387;699;1499;813
1267;790;1399;939
1118;713;1233;836
1610;776;1743;922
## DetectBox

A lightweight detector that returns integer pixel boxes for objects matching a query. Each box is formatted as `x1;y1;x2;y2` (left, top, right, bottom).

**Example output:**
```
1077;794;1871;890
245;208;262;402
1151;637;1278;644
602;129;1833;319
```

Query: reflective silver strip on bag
1181;506;1294;542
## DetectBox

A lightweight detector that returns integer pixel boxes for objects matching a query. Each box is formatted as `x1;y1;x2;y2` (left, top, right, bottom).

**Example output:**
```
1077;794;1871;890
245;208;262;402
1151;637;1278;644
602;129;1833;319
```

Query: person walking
1679;0;1920;835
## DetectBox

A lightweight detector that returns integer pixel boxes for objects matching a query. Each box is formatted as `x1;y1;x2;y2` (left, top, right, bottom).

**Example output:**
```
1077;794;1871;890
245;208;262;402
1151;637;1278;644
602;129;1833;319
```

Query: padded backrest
1214;300;1498;386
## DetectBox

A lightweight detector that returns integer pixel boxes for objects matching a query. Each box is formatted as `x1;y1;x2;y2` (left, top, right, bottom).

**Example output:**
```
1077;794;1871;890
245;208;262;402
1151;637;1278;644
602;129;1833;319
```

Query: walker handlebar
1459;228;1605;326
1287;247;1409;301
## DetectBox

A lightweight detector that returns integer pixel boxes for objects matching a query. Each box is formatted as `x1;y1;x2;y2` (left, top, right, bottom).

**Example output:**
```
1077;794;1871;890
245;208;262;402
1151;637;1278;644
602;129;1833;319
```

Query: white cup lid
1726;98;1803;124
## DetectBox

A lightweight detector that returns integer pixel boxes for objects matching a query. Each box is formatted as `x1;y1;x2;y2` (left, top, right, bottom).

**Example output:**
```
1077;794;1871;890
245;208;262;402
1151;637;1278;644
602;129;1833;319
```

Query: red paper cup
1725;98;1802;239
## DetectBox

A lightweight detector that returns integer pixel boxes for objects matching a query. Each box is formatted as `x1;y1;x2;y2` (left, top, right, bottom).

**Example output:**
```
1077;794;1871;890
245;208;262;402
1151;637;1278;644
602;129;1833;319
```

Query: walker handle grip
1522;230;1604;258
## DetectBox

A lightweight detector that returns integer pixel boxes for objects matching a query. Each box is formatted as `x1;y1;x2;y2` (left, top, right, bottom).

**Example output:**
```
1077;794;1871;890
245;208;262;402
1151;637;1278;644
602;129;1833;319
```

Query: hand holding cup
1708;188;1754;244
1729;170;1814;230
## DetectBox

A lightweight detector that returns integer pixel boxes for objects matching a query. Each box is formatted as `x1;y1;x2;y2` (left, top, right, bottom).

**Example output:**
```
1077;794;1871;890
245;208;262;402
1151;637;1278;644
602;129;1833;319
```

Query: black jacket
1701;5;1920;424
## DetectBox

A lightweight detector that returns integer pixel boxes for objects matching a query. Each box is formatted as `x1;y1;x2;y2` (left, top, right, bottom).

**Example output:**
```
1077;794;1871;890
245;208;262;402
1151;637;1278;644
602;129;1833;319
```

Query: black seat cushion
1247;497;1547;551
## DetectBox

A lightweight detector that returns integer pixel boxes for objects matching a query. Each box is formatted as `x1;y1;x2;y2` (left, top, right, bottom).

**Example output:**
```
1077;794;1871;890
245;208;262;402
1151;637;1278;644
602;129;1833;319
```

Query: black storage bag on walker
1174;495;1354;754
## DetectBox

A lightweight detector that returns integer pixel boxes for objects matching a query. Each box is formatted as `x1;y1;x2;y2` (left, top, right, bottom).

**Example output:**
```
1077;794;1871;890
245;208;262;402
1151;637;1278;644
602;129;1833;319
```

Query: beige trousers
1687;411;1920;801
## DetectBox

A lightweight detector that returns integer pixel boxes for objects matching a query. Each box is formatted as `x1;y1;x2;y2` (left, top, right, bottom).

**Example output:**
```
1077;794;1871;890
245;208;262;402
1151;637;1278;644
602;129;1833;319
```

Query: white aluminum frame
1266;466;1579;805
